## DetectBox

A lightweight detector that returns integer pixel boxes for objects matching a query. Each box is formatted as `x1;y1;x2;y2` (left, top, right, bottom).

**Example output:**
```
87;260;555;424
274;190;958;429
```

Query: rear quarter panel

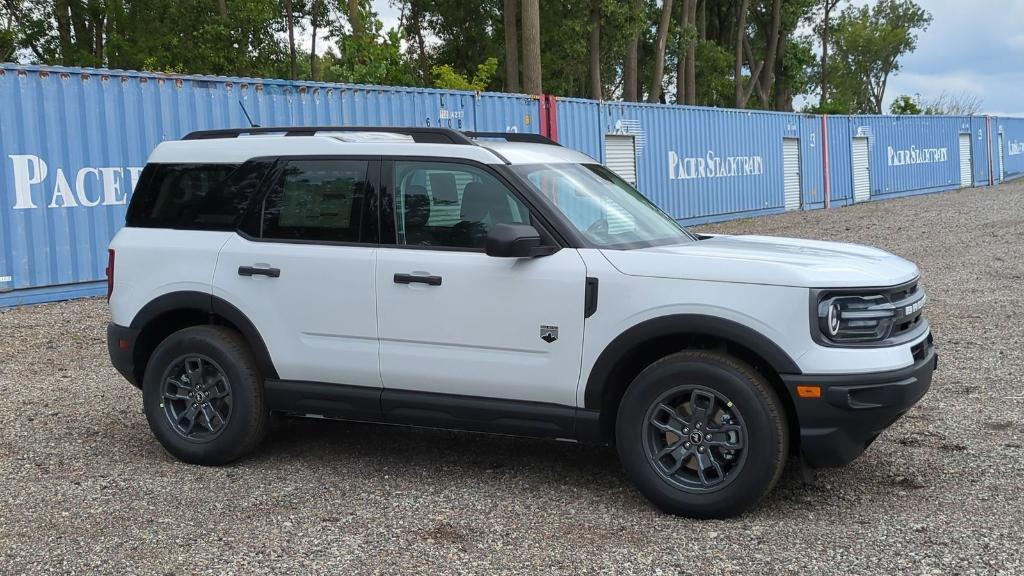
108;228;233;326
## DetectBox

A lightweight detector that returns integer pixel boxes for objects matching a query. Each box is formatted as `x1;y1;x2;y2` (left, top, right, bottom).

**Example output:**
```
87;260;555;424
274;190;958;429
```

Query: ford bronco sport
106;127;935;518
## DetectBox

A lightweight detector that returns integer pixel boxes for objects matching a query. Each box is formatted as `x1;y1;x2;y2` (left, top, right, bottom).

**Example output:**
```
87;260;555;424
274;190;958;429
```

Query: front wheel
142;325;269;465
616;350;788;518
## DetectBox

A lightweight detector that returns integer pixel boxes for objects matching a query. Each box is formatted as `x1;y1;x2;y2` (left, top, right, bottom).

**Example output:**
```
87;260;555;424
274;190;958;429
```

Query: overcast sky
358;0;1023;115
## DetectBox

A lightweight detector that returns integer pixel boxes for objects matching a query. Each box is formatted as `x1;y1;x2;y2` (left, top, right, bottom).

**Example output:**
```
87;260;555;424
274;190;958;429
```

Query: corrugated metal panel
969;116;991;186
1001;117;1024;179
474;92;541;134
2;63;1014;306
0;65;490;305
958;133;972;187
599;102;796;221
783;138;800;210
604;135;637;185
852;137;870;202
798;116;825;209
554;97;603;161
823;116;854;207
849;115;965;198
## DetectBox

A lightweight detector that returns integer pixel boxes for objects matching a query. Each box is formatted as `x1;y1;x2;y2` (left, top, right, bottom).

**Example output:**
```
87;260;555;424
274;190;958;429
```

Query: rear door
374;159;588;410
213;157;382;398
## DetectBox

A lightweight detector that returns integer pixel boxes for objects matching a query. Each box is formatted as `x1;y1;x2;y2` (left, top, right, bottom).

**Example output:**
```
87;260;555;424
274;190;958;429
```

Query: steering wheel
585;218;609;237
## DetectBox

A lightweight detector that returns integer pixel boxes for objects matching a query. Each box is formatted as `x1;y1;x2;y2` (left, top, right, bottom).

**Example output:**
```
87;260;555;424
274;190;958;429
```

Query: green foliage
0;0;933;113
432;57;498;91
693;39;734;107
801;99;851;114
826;0;932;113
889;94;922;115
325;26;417;86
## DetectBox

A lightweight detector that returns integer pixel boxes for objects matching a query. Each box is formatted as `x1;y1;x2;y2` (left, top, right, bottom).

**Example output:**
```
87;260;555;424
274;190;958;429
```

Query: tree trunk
773;33;791;110
820;0;835;104
676;0;688;103
734;0;748;108
348;0;361;37
217;0;227;17
504;0;520;92
757;0;782;107
623;0;640;101
685;0;697;104
588;0;601;99
286;0;296;80
647;0;673;103
310;0;318;81
521;0;542;94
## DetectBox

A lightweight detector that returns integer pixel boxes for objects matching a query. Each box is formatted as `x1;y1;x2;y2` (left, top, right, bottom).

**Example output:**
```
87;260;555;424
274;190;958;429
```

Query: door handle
238;266;281;278
393;273;442;286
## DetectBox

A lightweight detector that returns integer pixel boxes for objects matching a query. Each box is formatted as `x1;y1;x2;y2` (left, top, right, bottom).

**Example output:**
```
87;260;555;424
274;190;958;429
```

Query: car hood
600;234;920;288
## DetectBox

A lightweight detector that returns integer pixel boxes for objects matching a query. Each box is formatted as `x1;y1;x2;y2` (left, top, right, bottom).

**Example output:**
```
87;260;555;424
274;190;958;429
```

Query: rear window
126;162;270;230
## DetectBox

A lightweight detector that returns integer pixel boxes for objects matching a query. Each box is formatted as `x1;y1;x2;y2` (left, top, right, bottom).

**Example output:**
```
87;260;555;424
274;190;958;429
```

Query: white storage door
605;134;637;187
852;137;870;203
959;133;972;187
782;138;801;211
999;134;1005;181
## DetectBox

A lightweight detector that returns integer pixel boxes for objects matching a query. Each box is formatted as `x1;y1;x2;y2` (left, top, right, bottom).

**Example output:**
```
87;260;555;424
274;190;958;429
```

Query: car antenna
238;100;260;128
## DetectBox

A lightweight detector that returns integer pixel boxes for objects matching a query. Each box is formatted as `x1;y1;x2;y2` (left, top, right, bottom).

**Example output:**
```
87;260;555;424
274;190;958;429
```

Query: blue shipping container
0;63;1007;307
0;65;541;306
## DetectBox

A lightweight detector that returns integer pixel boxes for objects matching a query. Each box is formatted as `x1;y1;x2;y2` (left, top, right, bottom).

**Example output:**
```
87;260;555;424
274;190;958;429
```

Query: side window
394;161;531;249
126;163;254;229
258;159;376;243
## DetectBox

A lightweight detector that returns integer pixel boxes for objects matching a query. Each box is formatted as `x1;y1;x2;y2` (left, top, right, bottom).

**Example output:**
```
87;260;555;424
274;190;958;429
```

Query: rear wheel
142;325;268;465
616;350;788;518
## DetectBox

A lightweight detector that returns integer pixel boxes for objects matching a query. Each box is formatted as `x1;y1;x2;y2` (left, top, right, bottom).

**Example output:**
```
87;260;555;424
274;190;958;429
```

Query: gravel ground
2;181;1023;575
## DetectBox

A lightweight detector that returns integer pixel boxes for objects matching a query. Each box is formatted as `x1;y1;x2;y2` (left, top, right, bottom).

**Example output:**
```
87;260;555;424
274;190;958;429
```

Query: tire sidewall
617;353;787;518
142;327;263;464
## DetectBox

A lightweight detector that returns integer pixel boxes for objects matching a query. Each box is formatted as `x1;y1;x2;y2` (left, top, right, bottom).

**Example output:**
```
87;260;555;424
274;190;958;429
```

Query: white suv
106;127;935;518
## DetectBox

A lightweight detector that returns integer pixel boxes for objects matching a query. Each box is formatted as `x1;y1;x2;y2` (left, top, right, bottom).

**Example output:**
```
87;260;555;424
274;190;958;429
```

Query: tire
142;325;268;465
616;350;788;518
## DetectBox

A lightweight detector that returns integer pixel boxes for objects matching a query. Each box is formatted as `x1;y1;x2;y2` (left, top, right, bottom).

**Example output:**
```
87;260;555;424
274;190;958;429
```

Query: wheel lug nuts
698;446;705;453
683;428;689;433
684;442;691;449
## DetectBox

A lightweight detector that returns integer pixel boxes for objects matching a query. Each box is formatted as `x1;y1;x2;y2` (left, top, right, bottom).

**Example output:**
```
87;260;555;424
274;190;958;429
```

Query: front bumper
107;322;141;389
782;335;936;468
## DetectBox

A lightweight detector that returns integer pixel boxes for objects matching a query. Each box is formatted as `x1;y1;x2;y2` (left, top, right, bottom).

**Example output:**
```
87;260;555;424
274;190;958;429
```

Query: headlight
817;294;896;343
813;283;927;346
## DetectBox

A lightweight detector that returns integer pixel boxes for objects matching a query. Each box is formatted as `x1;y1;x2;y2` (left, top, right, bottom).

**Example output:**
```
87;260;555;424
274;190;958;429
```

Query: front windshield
511;163;695;249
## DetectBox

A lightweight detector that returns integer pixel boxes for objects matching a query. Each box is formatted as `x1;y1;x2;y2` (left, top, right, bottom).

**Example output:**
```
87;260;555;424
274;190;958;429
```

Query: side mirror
485;223;558;258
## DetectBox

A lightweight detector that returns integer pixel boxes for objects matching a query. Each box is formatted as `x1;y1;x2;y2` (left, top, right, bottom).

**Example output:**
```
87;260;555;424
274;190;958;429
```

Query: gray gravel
2;181;1024;575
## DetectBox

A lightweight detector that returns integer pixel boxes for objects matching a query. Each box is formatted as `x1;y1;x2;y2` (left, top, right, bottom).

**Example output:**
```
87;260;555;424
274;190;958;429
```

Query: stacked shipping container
0;64;1015;306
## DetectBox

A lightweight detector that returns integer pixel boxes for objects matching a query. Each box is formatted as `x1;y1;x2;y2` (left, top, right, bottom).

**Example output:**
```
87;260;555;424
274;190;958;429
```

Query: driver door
374;159;588;408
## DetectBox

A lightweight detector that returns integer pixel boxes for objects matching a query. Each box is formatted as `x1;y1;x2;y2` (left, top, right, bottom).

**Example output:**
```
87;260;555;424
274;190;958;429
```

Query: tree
920;90;983;115
622;0;640;101
285;0;298;79
503;0;519;92
817;0;842;103
433;57;498;91
889;94;922;115
588;0;601;99
647;0;673;103
520;0;541;93
826;0;932;113
309;0;328;80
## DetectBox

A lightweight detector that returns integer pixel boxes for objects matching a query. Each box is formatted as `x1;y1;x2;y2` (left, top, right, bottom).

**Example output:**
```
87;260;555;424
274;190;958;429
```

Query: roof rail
181;126;476;145
464;132;561;146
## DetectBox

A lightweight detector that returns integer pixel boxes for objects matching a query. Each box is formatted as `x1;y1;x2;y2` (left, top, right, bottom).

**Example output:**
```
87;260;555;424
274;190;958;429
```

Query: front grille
888;282;927;340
